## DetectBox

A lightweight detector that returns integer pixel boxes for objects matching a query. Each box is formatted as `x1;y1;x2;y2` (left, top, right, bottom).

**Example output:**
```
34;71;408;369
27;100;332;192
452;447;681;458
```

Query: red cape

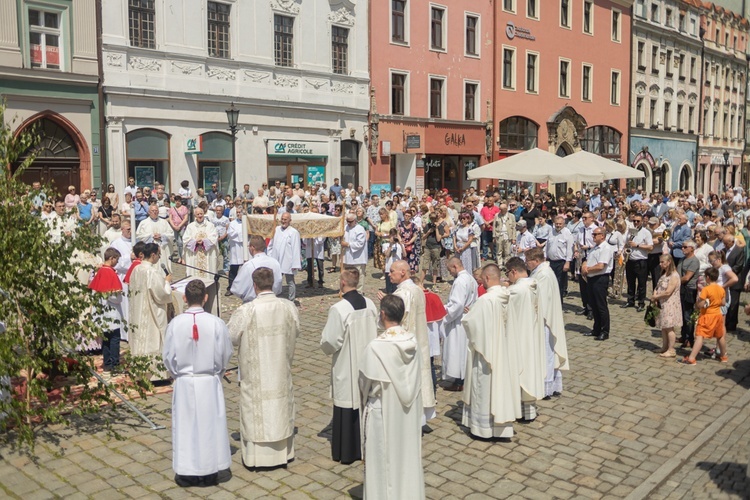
424;289;447;323
89;266;122;293
123;259;142;284
477;284;487;297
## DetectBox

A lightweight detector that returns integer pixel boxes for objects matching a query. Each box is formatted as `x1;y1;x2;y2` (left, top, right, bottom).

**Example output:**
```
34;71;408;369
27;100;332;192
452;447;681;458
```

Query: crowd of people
34;175;750;496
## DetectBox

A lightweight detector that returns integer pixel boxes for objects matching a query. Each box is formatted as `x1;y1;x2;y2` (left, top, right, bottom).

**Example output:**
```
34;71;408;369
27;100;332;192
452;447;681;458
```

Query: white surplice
109;236;133;341
529;262;569;397
393;279;436;419
136;217;174;273
128;261;172;377
320;296;378;409
228;292;300;467
343;223;368;266
462;285;520;438
230;252;283;302
227;219;245;266
359;326;425;500
163;307;233;476
442;270;478;380
268;225;302;274
506;277;546;415
183;220;219;279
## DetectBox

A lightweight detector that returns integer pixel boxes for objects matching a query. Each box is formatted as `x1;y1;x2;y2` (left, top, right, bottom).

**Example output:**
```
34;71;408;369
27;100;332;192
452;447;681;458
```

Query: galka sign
268;140;328;157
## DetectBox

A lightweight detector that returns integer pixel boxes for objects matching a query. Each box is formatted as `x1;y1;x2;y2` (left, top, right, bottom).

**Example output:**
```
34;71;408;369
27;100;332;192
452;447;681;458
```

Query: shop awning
245;213;345;240
562;150;645;180
466;148;601;183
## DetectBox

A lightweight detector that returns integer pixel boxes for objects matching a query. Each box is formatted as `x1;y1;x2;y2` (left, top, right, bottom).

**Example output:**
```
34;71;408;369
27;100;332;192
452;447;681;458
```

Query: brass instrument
662;229;671;241
611;228;637;298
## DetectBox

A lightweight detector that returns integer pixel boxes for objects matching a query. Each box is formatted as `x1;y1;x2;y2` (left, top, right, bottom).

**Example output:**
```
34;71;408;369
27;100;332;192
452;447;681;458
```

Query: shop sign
424;157;442;172
445;133;466;147
406;135;421;149
711;154;732;165
506;21;535;41
185;136;203;154
415;176;424;193
267;140;328;157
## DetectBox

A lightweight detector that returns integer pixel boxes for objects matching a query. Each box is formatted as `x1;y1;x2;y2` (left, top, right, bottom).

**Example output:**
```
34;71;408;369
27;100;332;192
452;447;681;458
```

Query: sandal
719;355;728;363
658;350;676;358
679;356;696;365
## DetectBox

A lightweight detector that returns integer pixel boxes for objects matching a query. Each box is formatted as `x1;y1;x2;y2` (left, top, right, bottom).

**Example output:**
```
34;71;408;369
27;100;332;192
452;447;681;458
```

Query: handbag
644;301;660;327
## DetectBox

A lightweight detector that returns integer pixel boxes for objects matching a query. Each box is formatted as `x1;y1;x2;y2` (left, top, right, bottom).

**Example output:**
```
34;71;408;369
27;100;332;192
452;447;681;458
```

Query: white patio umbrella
562;150;645;179
466;148;602;183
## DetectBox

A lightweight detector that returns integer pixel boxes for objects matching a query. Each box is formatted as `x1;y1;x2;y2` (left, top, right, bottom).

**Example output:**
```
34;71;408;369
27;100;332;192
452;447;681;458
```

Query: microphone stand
169;257;228;317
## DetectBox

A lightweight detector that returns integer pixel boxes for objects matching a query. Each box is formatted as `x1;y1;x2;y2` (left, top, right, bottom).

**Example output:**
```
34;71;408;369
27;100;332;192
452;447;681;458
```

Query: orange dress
695;283;725;339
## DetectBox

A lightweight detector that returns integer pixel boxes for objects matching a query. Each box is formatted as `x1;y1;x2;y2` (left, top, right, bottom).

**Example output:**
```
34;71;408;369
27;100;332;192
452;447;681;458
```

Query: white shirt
629;227;653;261
586;242;614;276
343;223;368;265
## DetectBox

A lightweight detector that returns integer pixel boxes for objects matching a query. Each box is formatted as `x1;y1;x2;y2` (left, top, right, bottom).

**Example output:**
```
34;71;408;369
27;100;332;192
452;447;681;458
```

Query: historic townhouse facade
102;0;369;195
367;0;494;198
696;2;748;194
629;0;703;194
0;0;102;193
492;0;633;197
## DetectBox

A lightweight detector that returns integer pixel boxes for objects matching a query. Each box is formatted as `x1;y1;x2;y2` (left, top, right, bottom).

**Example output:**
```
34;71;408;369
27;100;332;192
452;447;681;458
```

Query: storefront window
498;116;538;150
268;162;327;189
199;132;233;194
581;125;621;158
127;129;170;191
341;140;360;189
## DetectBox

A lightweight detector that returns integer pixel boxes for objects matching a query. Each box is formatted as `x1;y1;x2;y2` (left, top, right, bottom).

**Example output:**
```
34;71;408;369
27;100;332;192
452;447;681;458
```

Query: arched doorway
198;132;232;194
628;163;649;192
556;142;573;157
13;115;87;196
678;164;691;191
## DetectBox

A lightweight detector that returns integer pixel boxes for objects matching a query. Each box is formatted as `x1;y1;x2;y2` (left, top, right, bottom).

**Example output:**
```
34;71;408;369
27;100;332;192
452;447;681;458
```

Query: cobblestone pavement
1;264;749;499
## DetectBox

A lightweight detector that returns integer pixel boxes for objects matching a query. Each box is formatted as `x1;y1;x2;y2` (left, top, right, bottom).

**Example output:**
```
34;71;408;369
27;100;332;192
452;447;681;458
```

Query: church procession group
39;178;576;497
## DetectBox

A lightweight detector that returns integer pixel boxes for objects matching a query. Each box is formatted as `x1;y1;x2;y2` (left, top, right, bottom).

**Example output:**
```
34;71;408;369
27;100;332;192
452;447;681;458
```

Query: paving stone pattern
1;266;749;499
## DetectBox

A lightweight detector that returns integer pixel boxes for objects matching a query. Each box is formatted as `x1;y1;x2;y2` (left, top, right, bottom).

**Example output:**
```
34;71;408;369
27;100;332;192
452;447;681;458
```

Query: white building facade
101;0;370;196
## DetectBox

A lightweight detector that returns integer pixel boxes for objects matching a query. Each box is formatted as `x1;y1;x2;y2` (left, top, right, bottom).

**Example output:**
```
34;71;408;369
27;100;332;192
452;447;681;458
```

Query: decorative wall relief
305;79;328;90
274;75;300;87
207;67;236;80
270;0;301;14
328;7;355;26
106;53;123;67
331;82;354;94
128;57;162;72
171;61;203;75
244;71;271;83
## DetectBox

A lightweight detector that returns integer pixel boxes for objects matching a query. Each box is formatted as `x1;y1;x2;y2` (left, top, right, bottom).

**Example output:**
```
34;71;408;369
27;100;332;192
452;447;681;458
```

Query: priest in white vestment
231;235;283;302
129;242;173;380
109;220;133;341
227;211;245;296
183;207;219;279
341;213;368;293
163;279;232;487
505;257;546;421
462;264;521;439
378;260;436;426
320;268;377;464
228;267;300;468
267;212;302;302
525;248;569;398
100;214;122;256
46;200;76;244
359;294;425;500
442;257;478;391
136;204;174;273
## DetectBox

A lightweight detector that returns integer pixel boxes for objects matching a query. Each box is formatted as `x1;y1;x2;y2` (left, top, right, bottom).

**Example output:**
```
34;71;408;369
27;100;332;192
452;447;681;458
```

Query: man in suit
668;213;691;269
724;234;745;332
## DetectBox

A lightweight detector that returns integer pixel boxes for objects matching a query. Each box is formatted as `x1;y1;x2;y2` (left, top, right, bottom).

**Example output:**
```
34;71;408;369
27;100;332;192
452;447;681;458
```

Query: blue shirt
78;202;93;222
134;201;149;221
588;194;602;211
670;223;692;259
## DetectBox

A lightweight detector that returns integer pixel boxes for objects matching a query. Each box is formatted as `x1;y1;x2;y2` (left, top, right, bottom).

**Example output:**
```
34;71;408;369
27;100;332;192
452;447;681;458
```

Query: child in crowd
383;228;404;294
682;267;727;365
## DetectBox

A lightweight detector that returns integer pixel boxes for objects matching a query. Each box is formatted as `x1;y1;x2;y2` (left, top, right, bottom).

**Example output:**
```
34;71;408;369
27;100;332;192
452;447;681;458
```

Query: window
612;10;621;41
678;53;685;80
499;116;539;150
650;99;657;127
430;6;445;51
705;61;711;83
635;0;645;18
665;8;672;27
690;57;696;82
527;0;537;19
29;9;62;70
128;0;155;49
561;0;570;28
392;0;406;43
636;97;644;126
274;15;294;67
688;106;695;133
610;71;620;105
637;41;646;70
526;52;538;93
676;104;683;131
650;3;659;22
559;59;570;97
503;0;515;13
332;26;348;74
429;77;444;118
127;129;171;191
715;29;720;44
581;126;621;157
725;32;729;47
503;47;516;89
651;46;659;74
465;83;477;120
663;101;670;129
679;12;686;31
465;15;478;56
665;50;673;76
583;1;593;34
582;64;592;101
207;2;230;59
391;72;406;115
734;35;738;49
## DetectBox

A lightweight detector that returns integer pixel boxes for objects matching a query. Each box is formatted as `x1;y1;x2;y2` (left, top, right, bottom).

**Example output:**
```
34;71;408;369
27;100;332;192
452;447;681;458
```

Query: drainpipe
491;0;497;163
95;0;107;191
696;22;705;196
626;10;634;194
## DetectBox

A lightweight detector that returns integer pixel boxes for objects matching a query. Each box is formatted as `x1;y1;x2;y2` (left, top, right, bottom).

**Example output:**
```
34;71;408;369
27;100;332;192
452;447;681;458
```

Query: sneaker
719;355;728;363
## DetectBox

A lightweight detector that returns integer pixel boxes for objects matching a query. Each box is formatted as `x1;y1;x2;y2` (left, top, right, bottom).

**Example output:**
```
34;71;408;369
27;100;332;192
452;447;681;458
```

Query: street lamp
225;102;240;200
723;150;729;190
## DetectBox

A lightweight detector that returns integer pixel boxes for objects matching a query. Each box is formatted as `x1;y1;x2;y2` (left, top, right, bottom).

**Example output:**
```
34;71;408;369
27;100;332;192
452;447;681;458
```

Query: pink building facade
367;0;495;198
492;0;633;197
